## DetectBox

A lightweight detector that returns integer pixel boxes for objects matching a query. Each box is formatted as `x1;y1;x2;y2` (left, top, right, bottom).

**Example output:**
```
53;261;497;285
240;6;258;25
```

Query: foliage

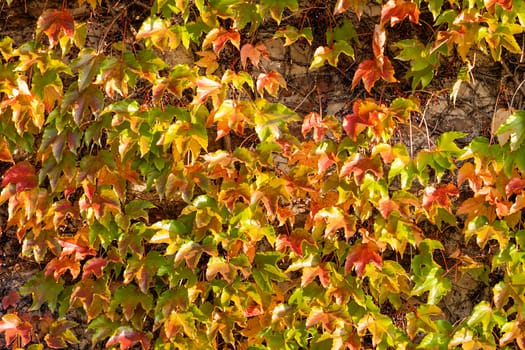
0;0;524;349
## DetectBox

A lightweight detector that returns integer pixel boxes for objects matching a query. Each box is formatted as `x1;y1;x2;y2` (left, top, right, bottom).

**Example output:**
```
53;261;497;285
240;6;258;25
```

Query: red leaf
381;0;420;26
342;99;383;140
1;290;20;310
82;257;108;280
244;304;264;318
301;265;330;287
306;308;337;332
202;27;240;54
422;183;459;210
276;229;316;256
106;327;151;350
0;314;32;347
37;9;75;47
240;42;269;69
344;242;382;276
340;154;383;184
506;178;525;196
193;77;223;104
302;112;327;143
59;235;97;261
2;162;38;192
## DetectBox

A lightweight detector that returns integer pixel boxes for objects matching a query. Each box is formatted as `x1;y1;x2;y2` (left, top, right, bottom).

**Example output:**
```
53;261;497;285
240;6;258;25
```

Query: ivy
0;0;524;349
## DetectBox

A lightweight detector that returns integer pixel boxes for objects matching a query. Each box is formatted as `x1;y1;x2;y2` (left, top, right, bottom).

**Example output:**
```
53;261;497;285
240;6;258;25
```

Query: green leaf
19;272;64;311
274;26;313;46
261;0;298;23
497;110;525;151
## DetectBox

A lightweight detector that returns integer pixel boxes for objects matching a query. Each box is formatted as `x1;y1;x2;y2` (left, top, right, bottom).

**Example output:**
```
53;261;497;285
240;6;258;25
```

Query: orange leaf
256;70;287;97
37;9;75;47
378;198;400;218
0;314;32;347
2;162;38;192
422;183;459;210
45;256;81;281
344;242;382;276
381;0;420;26
484;0;512;12
202;27;240;54
340;154;383;184
193;77;223;105
351;56;396;92
302;112;328;143
240;42;269;69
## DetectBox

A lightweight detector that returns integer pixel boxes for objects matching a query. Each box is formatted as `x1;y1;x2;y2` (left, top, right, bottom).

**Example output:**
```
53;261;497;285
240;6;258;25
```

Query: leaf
108;285;153;321
314;206;357;239
202;27;240;54
37;9;75;48
497;110;525;151
306;307;338;332
261;0;299;23
352;57;397;93
240;42;269;69
257;70;287;97
340;153;383;184
1;290;20;310
344;242;382;276
309;41;355;69
214;99;252;139
422;183;459;211
381;0;420;26
136;16;178;50
19;272;64;311
274;26;313;46
44;320;79;349
302;112;329;142
0;313;32;347
275;228;316;256
106;327;151;350
334;0;365;16
195;50;219;75
0;138;14;163
2;161;38;192
82;257;108;280
45;255;81;281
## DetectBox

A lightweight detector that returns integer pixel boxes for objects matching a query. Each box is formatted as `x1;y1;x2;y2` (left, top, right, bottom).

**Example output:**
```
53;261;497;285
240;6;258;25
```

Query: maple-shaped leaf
314;207;357;239
192;76;223;105
0;313;32;347
202;27;240;54
261;0;299;23
62;83;104;125
106;327;151;350
195;50;219;75
70;278;111;320
334;0;365;16
275;228;316;255
82;257;108;280
240;42;269;69
302;112;329;142
45;255;81;281
59;234;97;261
19;272;64;312
2;161;38;192
345;242;382;276
274;26;313;46
422;183;459;210
37;9;75;48
301;265;330;287
108;285;153;322
352;56;397;93
44;319;79;349
340;154;383;184
257;70;287;97
310;41;355;69
136;16;178;51
381;0;420;26
1;290;20;310
305;307;338;332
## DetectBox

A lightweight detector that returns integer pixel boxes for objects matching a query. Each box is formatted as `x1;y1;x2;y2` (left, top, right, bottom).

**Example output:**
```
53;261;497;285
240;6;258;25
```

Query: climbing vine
1;0;525;349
